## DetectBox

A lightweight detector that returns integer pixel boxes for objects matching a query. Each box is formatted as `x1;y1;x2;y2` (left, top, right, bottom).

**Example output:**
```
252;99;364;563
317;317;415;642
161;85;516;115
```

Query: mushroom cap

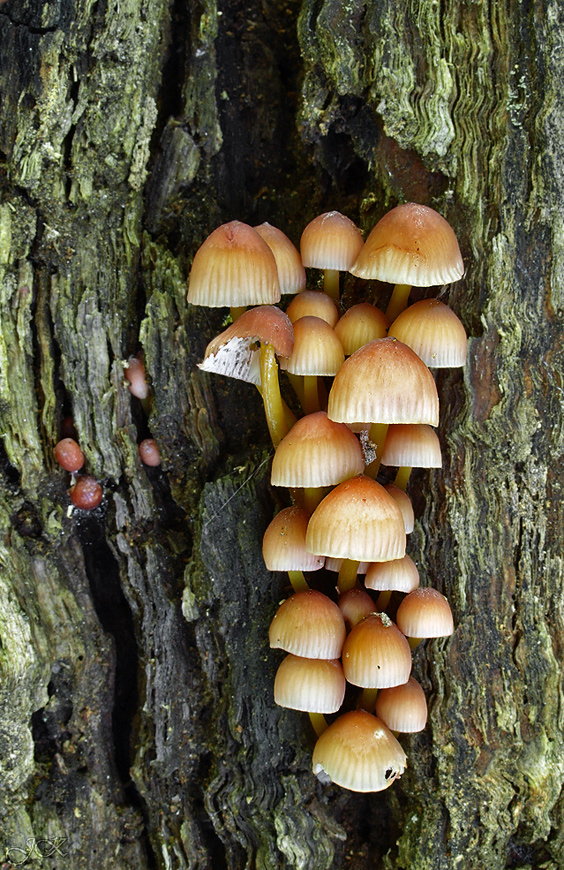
384;484;415;534
312;709;407;792
342;612;412;689
254;222;306;295
279;316;344;376
262;506;325;572
327;337;439;426
350;203;464;286
305;475;406;563
338;588;377;629
54;438;85;473
364;554;420;593
334;302;389;356
269;590;346;659
188;220;281;307
274;655;346;714
301;211;364;271
199;305;293;384
388;299;467;367
271;411;364;488
381;424;442;469
286;290;340;327
375;677;428;733
396;587;454;638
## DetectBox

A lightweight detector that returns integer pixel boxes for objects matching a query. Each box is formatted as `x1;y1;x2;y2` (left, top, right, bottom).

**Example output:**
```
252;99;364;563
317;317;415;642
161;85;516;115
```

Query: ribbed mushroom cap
396;587;454;638
375;677;428;733
305;475;406;563
388;299;467;367
301;211;364;271
334;303;389;356
342;612;412;689
199;305;293;384
327;337;439;426
384;484;415;534
188;220;281;307
279;316;344;376
286;290;340;327
312;709;407;792
262;506;325;572
269;590;346;659
254;222;306;295
338;588;377;630
350;203;464;286
365;554;420;593
271;411;364;488
274;655;346;713
381;424;442;469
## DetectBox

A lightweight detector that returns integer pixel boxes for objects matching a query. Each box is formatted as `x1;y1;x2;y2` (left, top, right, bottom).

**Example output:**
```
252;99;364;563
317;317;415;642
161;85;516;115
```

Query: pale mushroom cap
334;303;389;356
262;506;325;572
327;337;439;426
381;424;442;469
254;222;306;295
312;710;407;792
305;475;406;563
350;203;464;286
271;411;364;488
269;590;346;659
396;587;454;638
279;316;345;376
388;299;467;367
286;290;340;327
188;220;281;307
338;588;377;629
301;211;364;271
365;554;420;593
274;655;346;714
375;677;428;733
342;613;412;689
199;305;294;384
384;484;415;535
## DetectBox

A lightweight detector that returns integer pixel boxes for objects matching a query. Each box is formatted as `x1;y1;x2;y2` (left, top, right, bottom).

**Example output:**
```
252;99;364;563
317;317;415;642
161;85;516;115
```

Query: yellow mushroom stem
358;687;378;714
259;344;293;447
302;487;325;514
302;375;320;414
287;571;309;593
408;636;423;650
230;305;247;322
394;466;412;491
337;559;360;594
309;711;328;737
375;589;392;612
323;268;340;302
385;283;412;323
364;423;389;479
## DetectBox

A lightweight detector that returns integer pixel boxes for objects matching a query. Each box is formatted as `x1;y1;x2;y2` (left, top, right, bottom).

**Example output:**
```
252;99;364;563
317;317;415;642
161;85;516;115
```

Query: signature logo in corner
5;837;68;865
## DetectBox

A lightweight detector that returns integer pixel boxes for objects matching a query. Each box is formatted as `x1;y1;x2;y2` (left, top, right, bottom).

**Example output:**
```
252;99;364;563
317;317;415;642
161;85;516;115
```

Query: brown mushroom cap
338;588;377;629
334;302;389;356
274;655;346;714
327;337;439;426
365;554;420;593
396;587;454;638
305;474;406;563
388;299;467;367
375;676;428;733
312;709;407;792
342;612;412;689
199;305;293;384
381;424;442;469
262;506;324;572
350;203;464;286
286;290;340;327
188;220;281;307
384;484;415;534
269;590;346;659
300;211;364;271
271;411;364;488
254;222;306;295
279;316;344;376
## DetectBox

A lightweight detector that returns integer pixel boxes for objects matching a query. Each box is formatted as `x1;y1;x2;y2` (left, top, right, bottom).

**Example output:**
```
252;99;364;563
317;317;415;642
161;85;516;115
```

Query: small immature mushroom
384;484;415;534
279;316;344;414
375;676;428;733
312;709;407;792
381;424;442;491
365;554;420;595
338;588;376;630
125;354;149;400
262;506;324;592
269;589;346;659
254;222;306;295
187;220;280;319
139;438;161;467
341;612;412;690
396;587;454;648
54;438;84;473
334;302;389;356
388;299;467;368
69;475;103;510
286;290;340;327
300;211;364;302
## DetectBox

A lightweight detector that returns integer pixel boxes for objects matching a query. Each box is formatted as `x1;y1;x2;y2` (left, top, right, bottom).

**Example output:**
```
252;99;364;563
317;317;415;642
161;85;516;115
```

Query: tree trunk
1;0;563;868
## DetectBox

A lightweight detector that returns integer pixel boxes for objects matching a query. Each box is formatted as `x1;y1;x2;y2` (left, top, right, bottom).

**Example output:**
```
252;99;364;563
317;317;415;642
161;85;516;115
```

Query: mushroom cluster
188;204;465;793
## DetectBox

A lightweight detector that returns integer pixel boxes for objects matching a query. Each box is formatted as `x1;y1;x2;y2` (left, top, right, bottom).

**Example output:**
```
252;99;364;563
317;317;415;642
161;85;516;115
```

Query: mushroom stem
230;305;247;322
302;375;320;414
303;487;325;515
337;559;360;594
394;466;412;491
259;343;290;447
358;687;379;714
375;589;392;612
323;268;340;301
288;571;310;592
365;423;389;479
408;636;423;649
385;283;412;323
309;711;329;737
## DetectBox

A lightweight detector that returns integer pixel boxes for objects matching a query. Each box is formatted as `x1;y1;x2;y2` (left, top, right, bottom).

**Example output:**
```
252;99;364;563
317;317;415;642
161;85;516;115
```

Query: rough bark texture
1;0;563;868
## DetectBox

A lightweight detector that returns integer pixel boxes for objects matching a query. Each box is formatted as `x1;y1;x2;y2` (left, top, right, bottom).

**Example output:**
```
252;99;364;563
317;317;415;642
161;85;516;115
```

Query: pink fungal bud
125;355;149;399
54;438;85;473
70;475;103;510
139;439;161;467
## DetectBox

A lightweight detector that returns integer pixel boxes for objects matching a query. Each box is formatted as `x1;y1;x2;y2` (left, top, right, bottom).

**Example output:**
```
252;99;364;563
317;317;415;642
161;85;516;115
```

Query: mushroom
262;506;324;592
300;211;364;302
269;589;346;660
69;475;103;510
54;438;84;473
274;654;346;736
253;222;306;296
388;299;467;368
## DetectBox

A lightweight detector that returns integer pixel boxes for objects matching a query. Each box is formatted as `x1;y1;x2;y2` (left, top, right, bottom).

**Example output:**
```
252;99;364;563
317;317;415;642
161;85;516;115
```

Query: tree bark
1;0;563;868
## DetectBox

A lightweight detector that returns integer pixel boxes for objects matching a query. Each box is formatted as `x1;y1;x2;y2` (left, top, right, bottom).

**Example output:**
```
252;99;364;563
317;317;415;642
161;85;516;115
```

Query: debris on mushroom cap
199;305;294;384
187;220;281;307
254;222;306;295
312;709;407;792
350;202;464;286
301;211;364;271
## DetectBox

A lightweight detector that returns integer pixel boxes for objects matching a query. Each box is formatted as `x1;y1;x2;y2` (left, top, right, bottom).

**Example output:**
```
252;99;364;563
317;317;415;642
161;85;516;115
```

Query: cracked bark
1;0;564;868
